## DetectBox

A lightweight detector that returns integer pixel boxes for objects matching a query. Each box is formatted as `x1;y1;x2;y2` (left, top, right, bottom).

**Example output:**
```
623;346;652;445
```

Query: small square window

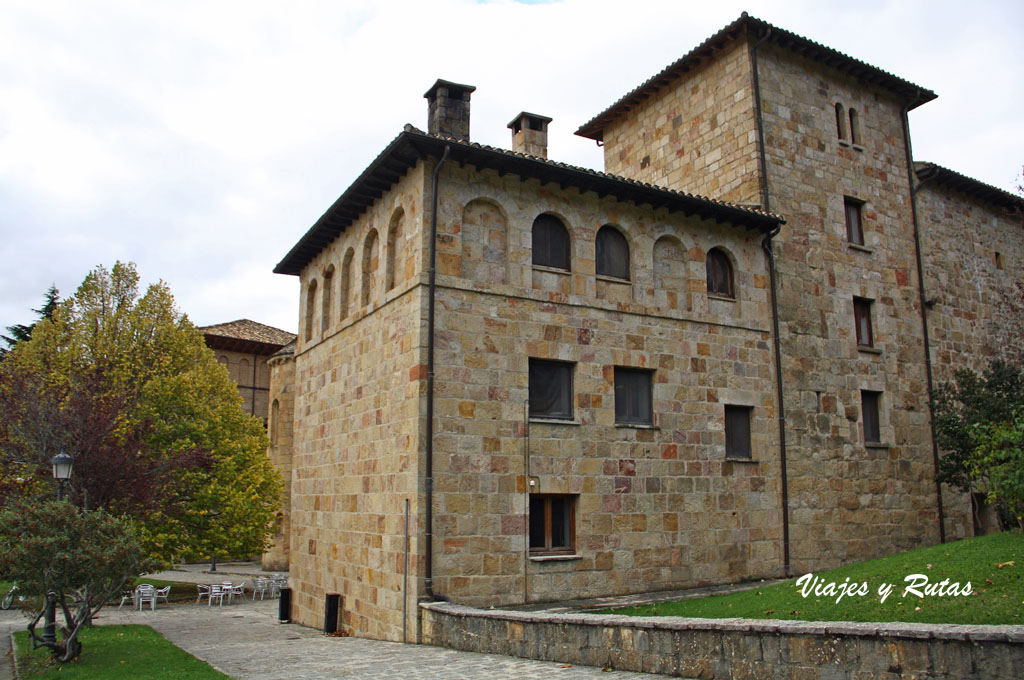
529;494;575;555
845;197;864;246
614;367;653;425
861;390;881;443
854;297;874;348
529;359;573;419
725;405;753;459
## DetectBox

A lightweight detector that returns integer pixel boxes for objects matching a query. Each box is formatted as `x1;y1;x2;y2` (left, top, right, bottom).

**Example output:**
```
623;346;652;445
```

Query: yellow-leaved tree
0;262;282;564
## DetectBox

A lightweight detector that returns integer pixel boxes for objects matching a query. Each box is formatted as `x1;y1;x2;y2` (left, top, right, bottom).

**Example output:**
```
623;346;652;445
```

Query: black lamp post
43;450;73;644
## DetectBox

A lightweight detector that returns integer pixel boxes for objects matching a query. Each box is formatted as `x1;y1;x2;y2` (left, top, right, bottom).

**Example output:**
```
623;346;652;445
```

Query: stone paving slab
97;598;676;679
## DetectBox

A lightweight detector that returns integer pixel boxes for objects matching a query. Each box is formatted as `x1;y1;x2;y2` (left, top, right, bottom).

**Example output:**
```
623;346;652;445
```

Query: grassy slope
608;531;1024;625
14;625;229;679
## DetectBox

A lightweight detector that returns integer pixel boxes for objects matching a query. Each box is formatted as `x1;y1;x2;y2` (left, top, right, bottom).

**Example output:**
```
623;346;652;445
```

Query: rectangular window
845;197;864;245
854;297;874;348
862;390;881;443
725;405;753;459
529;494;575;555
614;367;653;425
529;359;573;419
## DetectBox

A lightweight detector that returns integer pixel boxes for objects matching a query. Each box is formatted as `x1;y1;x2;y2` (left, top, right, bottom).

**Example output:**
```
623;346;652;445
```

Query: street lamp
51;450;73;501
43;450;73;645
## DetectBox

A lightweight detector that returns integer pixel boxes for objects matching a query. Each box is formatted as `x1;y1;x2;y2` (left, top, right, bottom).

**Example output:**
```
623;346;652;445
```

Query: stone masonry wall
756;44;943;571
264;349;296;571
212;348;272;421
289;163;427;641
600;35;761;206
917;185;1024;380
917;184;1024;540
422;602;1024;679
428;161;785;608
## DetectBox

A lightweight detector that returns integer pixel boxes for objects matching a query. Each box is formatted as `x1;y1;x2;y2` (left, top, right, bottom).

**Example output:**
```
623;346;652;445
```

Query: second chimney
508;112;552;158
424;79;475;141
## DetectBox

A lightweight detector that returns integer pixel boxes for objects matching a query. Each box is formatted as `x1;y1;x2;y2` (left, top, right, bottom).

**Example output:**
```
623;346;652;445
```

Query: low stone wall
421;602;1024;679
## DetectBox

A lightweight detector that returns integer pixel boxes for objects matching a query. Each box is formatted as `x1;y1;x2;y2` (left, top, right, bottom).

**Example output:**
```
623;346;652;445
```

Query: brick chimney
508;112;552;158
424;79;476;141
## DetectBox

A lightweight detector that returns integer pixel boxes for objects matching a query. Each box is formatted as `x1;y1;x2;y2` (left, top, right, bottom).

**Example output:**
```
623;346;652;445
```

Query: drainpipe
900;94;946;543
425;144;451;599
749;25;791;577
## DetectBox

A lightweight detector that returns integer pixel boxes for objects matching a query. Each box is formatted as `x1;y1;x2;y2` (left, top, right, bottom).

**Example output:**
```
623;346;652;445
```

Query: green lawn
13;625;229;679
607;531;1024;625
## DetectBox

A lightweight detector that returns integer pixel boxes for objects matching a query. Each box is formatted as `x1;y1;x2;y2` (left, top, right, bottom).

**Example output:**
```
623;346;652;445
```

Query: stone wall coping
420;601;1024;643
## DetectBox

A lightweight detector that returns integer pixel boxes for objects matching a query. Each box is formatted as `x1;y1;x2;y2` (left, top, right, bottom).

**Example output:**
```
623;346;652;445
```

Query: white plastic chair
230;582;246;602
136;584;157;611
118;589;136;609
196;584;210;604
252;578;269;601
155;585;171;605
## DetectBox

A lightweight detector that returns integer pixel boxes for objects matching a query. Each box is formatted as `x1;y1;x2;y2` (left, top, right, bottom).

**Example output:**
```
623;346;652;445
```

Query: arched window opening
386;208;405;291
270;399;280;447
835;102;847;141
362;230;379;307
340;248;354;320
304;279;317;340
596;225;629;280
706;248;734;298
532;214;570;270
321;265;334;332
848;108;859;145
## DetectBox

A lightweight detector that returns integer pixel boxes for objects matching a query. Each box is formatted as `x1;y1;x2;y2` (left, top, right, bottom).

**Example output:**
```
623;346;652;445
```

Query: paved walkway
98;598;673;679
4;596;674;679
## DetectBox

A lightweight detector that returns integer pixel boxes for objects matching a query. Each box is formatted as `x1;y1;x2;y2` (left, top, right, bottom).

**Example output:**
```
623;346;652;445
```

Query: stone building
200;319;297;424
267;14;1024;641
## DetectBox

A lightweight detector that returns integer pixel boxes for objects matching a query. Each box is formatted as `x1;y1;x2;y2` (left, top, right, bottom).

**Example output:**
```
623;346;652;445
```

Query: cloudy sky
2;0;1021;335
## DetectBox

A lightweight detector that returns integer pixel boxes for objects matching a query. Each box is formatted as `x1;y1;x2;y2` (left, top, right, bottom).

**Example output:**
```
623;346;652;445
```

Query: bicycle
1;583;17;610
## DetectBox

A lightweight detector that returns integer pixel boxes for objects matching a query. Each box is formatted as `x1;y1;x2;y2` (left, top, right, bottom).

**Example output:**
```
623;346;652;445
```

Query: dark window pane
706;249;733;297
854;298;873;347
532;215;570;270
596;225;630;280
529;359;573;419
725;405;752;459
862;391;881;443
550;497;570;548
845;198;863;245
615;368;653;425
529;496;546;549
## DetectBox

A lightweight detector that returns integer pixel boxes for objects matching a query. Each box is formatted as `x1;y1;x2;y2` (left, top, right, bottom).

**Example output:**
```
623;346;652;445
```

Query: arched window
596;225;629;280
386;208;405;291
835;102;847;141
321;265;334;332
848;108;859;145
304;279;317;340
706;248;734;298
340;248;354;320
270;399;280;447
532;214;570;270
362;230;379;307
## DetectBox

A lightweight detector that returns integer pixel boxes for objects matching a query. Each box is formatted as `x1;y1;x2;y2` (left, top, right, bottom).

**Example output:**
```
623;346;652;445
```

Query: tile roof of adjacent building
576;12;938;141
914;162;1024;214
274;126;785;276
200;319;297;353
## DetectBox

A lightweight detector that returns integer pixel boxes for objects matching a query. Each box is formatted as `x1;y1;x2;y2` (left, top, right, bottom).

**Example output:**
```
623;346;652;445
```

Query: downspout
425;144;451;599
900;95;946;543
750;25;791;577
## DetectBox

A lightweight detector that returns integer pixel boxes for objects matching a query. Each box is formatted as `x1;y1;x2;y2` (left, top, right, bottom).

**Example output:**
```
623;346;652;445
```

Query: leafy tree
0;501;151;662
1;284;59;354
933;360;1024;527
969;406;1024;528
0;262;282;563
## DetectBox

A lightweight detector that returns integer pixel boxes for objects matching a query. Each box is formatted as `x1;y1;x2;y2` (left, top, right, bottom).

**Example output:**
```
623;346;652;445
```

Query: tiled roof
576;13;937;141
200;319;296;347
274;126;784;276
915;163;1024;214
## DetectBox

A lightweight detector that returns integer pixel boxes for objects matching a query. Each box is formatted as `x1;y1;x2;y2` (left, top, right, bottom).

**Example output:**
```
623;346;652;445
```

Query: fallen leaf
764;609;775;615
996;561;1015;569
559;664;572;668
